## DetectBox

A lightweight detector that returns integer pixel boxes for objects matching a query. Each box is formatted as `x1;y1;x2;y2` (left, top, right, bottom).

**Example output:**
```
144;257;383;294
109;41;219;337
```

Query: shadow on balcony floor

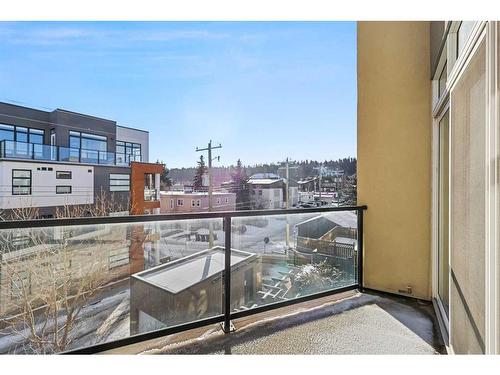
138;291;446;355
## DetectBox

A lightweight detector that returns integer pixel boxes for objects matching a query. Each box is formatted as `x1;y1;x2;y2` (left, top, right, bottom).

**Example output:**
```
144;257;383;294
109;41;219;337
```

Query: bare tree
1;237;114;353
0;192;132;353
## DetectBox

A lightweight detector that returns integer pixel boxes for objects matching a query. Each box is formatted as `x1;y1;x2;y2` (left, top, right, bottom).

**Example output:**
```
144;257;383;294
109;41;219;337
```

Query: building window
116;140;141;165
28;128;44;144
12;169;31;195
56;171;72;179
0;124;44;144
225;197;229;204
109;173;130;192
56;185;72;194
170;199;174;209
258;190;263;196
216;197;221;204
191;199;196;207
69;131;107;152
196;199;201;207
457;21;476;59
177;199;184;206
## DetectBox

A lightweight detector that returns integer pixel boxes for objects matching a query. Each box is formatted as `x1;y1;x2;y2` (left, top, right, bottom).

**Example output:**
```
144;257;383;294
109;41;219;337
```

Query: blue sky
0;22;356;168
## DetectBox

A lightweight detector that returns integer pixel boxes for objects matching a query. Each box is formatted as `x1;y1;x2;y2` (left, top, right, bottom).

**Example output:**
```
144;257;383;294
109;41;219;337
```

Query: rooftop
132;247;255;294
160;191;235;196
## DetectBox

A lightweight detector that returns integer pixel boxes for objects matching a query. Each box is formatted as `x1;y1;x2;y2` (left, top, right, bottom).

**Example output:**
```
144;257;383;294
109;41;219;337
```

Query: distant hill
168;157;356;187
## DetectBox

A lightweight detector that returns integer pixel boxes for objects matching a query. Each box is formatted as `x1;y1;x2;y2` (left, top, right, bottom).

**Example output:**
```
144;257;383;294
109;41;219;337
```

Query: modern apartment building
0;102;162;217
358;21;500;354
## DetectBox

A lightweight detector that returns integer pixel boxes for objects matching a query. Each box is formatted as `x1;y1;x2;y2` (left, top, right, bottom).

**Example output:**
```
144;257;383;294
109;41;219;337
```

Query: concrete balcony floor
105;290;446;355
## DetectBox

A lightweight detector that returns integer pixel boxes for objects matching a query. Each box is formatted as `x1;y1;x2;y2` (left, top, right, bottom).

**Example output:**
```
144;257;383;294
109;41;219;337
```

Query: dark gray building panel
49;109;117;153
0;102;52;142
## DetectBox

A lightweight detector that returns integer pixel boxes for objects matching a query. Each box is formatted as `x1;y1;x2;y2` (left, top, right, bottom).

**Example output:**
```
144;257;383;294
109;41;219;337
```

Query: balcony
0;205;445;354
0;140;141;167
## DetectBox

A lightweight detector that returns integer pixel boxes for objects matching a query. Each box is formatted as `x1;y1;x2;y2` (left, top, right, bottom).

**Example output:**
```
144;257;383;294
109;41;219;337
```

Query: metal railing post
357;208;364;292
222;215;234;333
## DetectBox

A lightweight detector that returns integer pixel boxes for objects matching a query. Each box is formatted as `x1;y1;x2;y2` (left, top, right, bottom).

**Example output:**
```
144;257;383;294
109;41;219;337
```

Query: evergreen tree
156;159;172;189
231;159;249;209
193;155;207;191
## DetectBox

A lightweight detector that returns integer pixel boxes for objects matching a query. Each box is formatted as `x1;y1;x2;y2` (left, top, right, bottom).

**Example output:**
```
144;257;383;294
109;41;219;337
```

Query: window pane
0;129;14;141
81;138;107;152
110;185;129;192
457;21;476;58
16;132;27;142
56;186;72;194
13;186;30;195
450;39;485;353
110;174;130;180
13;170;31;178
56;171;72;179
29;133;44;144
110;179;130;186
81;132;106;141
13;178;31;186
0;123;14;131
70;136;80;148
29;128;44;135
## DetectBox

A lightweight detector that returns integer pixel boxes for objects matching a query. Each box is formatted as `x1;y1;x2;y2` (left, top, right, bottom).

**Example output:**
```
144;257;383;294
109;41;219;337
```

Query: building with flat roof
130;247;261;334
247;173;285;210
0;102;162;217
160;190;236;213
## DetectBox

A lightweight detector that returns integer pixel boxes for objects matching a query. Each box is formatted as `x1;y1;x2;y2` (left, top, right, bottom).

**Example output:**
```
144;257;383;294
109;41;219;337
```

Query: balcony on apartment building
0;139;141;166
0;206;446;355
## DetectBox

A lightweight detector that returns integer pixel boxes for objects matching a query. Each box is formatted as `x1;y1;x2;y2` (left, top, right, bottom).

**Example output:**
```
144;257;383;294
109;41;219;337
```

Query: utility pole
314;164;323;207
196;140;222;248
278;158;298;248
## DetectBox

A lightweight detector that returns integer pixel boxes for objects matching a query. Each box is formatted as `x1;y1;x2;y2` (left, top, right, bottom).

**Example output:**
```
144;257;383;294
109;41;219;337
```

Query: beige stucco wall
357;22;432;299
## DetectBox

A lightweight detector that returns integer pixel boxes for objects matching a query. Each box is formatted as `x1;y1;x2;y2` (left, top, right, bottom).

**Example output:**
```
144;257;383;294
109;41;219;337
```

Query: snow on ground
0;283;131;354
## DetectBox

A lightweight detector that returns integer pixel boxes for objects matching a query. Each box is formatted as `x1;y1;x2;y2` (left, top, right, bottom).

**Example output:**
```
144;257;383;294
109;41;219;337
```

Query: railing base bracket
221;321;235;333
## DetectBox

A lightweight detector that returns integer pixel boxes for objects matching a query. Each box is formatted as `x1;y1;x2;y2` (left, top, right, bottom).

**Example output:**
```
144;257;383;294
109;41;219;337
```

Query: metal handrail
0;205;367;229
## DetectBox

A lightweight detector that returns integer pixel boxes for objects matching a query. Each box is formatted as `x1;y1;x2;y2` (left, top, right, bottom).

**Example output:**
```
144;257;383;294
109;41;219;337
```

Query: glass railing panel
230;211;358;313
33;143;57;161
2;140;33;159
58;146;80;163
0;217;224;354
116;153;129;166
98;151;115;165
80;149;99;164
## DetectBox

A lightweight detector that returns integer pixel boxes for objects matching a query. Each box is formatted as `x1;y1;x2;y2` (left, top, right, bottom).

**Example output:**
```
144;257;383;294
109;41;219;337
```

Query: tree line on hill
159;157;357;188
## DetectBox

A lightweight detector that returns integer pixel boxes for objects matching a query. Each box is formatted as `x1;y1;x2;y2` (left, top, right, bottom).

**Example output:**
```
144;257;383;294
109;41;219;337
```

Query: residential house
247;173;285;210
160;190;236;213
